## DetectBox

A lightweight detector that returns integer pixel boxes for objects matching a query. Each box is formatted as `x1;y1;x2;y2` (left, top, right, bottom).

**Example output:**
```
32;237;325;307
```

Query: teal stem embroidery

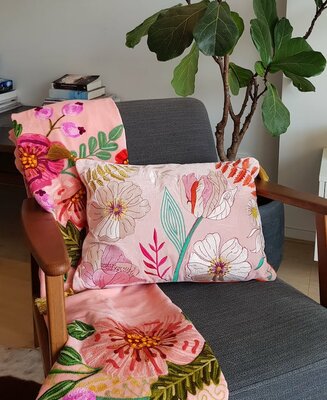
173;216;203;282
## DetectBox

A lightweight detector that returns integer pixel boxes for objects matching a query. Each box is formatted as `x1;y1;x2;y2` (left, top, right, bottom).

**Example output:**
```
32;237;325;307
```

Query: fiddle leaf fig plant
126;0;327;161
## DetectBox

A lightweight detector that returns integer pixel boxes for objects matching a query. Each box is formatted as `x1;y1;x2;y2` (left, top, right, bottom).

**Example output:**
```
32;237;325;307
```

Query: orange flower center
123;159;129;165
107;200;126;219
125;333;161;350
71;188;85;203
20;152;38;170
210;258;230;276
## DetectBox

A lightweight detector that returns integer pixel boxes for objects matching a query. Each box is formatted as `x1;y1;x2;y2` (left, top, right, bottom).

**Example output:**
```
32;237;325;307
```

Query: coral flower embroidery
89;181;150;241
80;317;204;378
187;233;251;282
17;134;64;192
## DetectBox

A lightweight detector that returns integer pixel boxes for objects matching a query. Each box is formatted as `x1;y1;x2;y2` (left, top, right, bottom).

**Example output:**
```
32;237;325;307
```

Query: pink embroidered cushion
10;99;127;291
73;157;276;291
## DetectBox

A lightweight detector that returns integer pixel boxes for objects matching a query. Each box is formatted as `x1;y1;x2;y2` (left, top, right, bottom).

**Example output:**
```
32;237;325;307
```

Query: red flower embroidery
115;149;129;164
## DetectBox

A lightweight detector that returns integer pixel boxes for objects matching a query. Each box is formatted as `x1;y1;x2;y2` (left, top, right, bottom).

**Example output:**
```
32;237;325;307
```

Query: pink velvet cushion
73;157;276;291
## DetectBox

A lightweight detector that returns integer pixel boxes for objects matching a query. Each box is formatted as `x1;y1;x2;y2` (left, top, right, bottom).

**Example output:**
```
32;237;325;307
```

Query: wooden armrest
21;198;70;276
256;179;327;214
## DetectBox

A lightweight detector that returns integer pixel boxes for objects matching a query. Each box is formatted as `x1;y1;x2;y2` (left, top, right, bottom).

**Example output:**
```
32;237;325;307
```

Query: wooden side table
0;105;32;186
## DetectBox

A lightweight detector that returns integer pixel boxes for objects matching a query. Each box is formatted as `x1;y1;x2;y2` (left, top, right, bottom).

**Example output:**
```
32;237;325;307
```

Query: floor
0;185;321;348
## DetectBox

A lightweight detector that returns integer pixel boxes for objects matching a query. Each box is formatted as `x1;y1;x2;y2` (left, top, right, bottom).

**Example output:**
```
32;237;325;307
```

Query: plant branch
304;1;327;40
215;55;231;161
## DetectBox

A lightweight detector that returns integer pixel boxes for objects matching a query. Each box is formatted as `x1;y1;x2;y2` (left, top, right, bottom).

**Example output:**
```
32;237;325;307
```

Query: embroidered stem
173;216;203;282
46;115;65;137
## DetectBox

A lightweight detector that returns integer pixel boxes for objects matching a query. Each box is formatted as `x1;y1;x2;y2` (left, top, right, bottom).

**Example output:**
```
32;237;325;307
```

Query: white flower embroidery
88;181;150;241
187;233;251;282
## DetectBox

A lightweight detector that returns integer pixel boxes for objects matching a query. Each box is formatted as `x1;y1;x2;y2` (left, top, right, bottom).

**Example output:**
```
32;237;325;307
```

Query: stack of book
0;78;20;113
44;74;107;104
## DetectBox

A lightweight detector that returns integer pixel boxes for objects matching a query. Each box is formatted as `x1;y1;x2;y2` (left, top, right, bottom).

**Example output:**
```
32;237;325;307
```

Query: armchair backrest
117;98;218;165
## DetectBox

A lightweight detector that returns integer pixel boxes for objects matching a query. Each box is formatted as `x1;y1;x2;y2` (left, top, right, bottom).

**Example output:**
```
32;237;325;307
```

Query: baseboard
285;226;315;242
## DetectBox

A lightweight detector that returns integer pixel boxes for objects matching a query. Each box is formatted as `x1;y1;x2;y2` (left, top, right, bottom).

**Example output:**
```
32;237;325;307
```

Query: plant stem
172;217;203;282
304;1;327;40
46;115;65;137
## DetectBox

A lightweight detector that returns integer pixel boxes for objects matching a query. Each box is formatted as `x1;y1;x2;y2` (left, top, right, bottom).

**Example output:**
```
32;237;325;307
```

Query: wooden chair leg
316;213;327;307
45;275;67;365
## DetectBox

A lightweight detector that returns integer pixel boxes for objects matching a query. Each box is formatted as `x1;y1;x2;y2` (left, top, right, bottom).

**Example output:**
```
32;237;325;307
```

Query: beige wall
0;0;286;180
279;1;327;241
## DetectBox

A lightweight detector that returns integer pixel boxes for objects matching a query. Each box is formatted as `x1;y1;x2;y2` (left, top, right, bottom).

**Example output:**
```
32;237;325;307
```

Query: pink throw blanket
10;99;229;400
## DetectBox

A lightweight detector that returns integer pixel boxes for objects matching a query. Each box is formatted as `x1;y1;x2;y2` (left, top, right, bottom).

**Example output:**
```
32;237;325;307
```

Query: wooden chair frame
21;179;327;375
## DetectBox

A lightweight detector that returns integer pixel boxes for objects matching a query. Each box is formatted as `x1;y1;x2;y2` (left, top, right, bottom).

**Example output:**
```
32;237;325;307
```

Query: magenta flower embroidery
17;134;64;192
81;316;204;378
62;102;84;116
61;122;86;138
34;106;53;120
78;244;145;289
35;189;54;212
62;388;96;400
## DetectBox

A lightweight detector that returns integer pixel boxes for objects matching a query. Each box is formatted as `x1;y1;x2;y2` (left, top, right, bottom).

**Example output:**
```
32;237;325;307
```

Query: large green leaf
67;320;95;340
228;63;253;96
147;1;209;61
229;11;244;53
274;18;293;54
253;0;278;43
274;37;312;60
250;18;272;67
126;11;163;48
58;222;86;268
194;2;239;56
57;346;82;366
284;72;316;92
262;83;290;136
160;188;186;254
172;43;199;96
150;343;220;400
38;380;76;400
255;61;266;77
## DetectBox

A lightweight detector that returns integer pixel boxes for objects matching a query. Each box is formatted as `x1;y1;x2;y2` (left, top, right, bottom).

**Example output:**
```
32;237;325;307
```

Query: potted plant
125;0;327;269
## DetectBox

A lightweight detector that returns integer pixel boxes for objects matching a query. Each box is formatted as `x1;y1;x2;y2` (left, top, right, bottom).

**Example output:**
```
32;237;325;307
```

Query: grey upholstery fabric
117;97;327;399
117;98;218;165
160;280;327;399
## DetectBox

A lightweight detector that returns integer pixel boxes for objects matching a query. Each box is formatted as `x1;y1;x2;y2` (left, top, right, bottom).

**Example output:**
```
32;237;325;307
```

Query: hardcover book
48;86;106;100
51;74;101;91
0;78;13;93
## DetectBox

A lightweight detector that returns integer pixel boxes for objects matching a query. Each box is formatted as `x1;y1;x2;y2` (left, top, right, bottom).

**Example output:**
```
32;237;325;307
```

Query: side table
0;105;33;186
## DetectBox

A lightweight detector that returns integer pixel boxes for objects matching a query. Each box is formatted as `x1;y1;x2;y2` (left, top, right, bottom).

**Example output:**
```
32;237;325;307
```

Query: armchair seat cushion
160;279;327;399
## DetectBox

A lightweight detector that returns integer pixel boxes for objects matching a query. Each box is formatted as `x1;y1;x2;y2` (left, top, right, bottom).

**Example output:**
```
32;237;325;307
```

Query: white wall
279;1;327;241
0;0;285;179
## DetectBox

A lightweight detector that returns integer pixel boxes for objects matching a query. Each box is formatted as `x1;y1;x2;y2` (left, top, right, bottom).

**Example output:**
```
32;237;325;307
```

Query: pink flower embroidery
35;189;54;212
53;175;86;229
34;106;53;120
182;171;237;220
17;134;64;192
81;316;204;378
61;122;86;138
62;102;84;116
78;244;145;289
62;388;96;400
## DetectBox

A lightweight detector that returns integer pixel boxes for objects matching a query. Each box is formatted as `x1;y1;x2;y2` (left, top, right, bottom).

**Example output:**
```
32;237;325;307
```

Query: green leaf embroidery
67;320;95;340
38;380;77;400
255;257;265;270
58;222;86;268
88;136;98;155
57;346;82;366
262;83;290;136
12;120;23;138
160;188;186;254
172;43;199;97
79;143;87;159
194;2;239;57
98;131;107;149
150;343;220;400
148;1;209;61
108;124;124;141
96;151;112;160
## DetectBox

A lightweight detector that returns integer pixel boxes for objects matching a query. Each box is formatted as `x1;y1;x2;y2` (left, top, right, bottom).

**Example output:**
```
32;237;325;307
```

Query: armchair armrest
256;179;327;307
21;198;70;276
